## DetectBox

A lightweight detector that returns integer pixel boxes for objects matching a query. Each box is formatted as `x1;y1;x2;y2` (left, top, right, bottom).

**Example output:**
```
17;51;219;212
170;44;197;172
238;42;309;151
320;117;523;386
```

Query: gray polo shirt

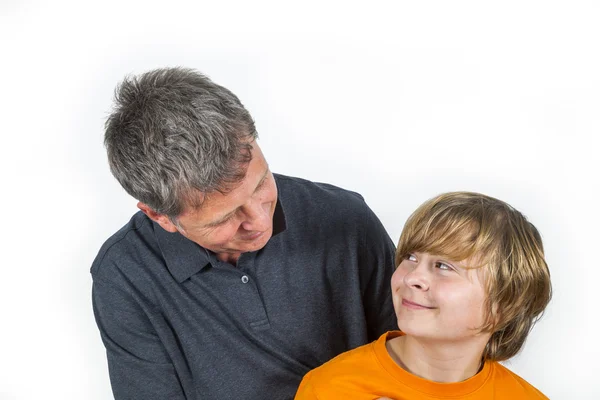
92;174;396;400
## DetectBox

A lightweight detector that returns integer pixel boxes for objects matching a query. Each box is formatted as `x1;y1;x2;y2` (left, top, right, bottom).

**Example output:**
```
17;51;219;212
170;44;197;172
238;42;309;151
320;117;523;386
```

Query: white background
1;1;598;399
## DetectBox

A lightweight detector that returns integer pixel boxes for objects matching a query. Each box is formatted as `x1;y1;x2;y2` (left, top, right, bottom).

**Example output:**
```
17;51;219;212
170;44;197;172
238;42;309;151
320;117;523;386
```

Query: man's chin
218;230;272;255
240;230;272;252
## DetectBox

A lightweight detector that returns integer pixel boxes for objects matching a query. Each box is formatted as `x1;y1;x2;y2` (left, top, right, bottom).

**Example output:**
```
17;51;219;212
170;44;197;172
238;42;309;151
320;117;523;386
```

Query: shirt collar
154;196;287;283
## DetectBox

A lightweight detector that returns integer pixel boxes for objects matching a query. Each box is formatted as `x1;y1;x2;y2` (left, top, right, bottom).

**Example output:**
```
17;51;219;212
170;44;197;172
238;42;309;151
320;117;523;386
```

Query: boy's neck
386;334;489;383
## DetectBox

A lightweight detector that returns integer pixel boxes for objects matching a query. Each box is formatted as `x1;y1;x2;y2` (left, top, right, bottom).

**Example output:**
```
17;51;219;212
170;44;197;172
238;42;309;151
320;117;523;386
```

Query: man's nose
240;201;271;232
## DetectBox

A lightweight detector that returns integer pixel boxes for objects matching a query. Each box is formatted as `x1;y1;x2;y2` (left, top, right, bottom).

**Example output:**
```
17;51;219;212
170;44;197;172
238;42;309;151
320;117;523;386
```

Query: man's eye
209;215;233;228
220;215;235;224
257;176;269;190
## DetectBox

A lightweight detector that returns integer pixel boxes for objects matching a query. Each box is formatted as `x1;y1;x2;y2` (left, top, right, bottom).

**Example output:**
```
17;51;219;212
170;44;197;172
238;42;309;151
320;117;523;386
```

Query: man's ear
137;202;179;233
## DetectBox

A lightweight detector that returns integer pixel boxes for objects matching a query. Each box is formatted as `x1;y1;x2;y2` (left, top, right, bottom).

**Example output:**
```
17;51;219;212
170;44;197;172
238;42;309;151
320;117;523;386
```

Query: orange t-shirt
295;331;548;400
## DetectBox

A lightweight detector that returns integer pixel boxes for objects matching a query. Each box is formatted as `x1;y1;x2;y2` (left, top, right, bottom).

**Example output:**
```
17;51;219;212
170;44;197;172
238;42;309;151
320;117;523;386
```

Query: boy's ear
137;202;179;233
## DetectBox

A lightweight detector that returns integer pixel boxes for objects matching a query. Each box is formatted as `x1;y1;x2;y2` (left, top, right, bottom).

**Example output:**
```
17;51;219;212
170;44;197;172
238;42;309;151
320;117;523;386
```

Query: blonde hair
396;192;552;361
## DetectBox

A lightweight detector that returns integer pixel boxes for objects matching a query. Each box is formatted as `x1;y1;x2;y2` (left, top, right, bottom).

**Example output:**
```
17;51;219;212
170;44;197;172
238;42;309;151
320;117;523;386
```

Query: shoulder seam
92;217;151;275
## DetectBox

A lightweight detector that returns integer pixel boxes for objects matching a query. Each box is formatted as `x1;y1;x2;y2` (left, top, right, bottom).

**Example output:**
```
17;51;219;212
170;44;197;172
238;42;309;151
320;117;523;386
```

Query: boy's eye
435;262;453;271
407;254;417;262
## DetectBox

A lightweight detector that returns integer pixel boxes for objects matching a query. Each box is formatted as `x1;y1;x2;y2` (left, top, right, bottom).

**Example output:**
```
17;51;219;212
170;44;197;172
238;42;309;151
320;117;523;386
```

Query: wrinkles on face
174;143;278;261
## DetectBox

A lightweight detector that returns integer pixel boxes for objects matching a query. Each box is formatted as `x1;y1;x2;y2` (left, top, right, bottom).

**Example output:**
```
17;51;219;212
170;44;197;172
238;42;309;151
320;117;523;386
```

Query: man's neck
386;335;488;383
217;252;241;266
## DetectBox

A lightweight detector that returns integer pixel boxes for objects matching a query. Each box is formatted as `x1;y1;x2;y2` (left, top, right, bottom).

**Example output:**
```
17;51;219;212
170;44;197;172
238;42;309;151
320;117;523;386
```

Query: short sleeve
92;277;187;399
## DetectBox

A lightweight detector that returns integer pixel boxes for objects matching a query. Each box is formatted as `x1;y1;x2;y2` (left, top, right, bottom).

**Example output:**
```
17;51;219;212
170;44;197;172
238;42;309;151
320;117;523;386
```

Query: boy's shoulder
305;332;396;386
306;339;379;384
317;341;377;373
490;362;549;399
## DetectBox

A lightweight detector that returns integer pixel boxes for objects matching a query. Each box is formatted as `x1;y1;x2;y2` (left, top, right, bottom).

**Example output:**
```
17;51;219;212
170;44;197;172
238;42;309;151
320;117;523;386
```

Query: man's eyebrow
204;167;270;228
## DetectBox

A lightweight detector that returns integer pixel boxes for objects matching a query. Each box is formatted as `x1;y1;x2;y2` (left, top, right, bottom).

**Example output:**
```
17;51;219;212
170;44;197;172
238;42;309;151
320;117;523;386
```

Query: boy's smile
401;298;435;310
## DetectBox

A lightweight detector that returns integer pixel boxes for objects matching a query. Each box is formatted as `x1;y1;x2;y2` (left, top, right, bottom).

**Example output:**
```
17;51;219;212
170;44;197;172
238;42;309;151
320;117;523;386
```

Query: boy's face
391;251;490;343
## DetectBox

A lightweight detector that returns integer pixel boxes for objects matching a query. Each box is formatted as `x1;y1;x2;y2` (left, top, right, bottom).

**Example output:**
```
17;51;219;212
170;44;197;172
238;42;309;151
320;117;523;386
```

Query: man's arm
360;203;397;341
92;278;188;400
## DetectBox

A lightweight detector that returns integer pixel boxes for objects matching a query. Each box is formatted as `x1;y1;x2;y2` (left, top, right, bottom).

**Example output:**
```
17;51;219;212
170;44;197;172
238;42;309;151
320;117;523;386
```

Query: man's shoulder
90;212;154;278
273;174;392;245
274;173;366;211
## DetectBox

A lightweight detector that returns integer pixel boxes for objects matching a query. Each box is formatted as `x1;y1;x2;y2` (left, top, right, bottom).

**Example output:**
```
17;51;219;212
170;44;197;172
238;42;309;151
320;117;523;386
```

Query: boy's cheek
391;268;407;289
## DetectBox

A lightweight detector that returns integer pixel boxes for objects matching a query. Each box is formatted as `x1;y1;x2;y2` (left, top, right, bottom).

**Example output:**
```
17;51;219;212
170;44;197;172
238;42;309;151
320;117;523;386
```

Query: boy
295;192;551;399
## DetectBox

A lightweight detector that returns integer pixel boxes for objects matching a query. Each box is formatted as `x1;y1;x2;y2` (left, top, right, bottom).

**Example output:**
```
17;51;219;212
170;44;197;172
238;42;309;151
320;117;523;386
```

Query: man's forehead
204;165;268;202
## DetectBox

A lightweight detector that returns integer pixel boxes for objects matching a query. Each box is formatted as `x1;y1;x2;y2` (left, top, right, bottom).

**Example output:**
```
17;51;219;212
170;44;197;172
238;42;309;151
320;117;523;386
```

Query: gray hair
104;67;258;219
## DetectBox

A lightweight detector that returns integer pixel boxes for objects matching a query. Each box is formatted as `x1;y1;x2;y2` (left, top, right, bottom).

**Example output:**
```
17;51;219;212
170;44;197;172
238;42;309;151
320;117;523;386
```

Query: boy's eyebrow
204;168;270;227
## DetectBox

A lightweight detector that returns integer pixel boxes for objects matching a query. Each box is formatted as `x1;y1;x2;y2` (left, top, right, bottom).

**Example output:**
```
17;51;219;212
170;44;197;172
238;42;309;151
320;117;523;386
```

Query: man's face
391;252;490;343
152;143;278;262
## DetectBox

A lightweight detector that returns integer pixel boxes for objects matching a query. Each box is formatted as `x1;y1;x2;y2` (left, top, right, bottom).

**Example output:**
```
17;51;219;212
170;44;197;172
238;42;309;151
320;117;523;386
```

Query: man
92;67;396;399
